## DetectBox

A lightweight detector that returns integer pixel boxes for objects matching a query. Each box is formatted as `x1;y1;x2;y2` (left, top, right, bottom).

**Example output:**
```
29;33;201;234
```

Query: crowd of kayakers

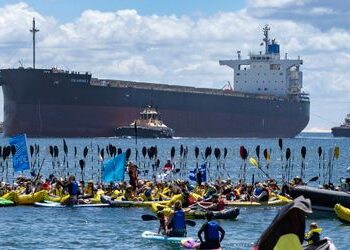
0;159;339;249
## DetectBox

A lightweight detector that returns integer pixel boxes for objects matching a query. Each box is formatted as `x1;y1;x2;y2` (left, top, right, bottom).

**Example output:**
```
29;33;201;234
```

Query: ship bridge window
270;64;281;70
239;64;251;70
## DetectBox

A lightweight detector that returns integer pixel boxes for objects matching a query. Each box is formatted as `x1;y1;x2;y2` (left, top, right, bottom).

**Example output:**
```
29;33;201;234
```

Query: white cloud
309;7;335;15
0;2;349;131
248;0;306;8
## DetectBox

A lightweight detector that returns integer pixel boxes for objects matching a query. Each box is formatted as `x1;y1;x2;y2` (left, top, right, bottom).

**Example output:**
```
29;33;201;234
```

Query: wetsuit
198;221;225;249
168;210;186;237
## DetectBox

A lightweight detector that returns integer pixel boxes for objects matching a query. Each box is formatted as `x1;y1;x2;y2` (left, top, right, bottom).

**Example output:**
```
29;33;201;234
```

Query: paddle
285;148;291;181
126;148;131;161
278;138;283;180
317;147;322;185
63;139;68;177
141;214;196;227
306;176;318;184
79;159;85;182
263;148;270;175
214;147;221;178
300;146;306;179
249;157;269;179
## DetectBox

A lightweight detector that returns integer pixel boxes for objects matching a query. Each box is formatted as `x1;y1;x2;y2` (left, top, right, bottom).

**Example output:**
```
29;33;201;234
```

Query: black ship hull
331;127;350;137
115;126;173;138
0;68;310;138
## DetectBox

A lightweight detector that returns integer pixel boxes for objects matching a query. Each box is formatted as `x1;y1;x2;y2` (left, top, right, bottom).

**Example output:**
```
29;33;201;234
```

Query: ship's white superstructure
220;25;303;97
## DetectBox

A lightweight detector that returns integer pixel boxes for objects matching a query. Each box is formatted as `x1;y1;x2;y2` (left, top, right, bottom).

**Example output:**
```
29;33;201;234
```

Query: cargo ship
332;114;350;137
0;21;309;138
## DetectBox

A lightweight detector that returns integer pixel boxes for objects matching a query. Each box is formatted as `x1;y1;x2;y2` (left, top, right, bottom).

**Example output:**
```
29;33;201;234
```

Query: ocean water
0;133;350;249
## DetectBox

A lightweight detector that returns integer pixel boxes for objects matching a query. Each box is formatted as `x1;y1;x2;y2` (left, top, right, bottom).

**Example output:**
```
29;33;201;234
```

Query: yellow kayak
15;190;48;205
334;203;350;223
226;198;291;207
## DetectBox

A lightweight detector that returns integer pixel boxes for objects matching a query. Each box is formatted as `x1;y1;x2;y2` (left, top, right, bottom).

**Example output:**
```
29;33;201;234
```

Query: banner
9;134;30;172
189;163;207;182
102;153;126;183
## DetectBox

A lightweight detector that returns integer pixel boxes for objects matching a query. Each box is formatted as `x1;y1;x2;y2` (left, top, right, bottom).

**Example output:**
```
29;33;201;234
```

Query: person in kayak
197;211;225;249
166;200;187;237
304;222;322;246
163;160;173;172
198;194;225;211
252;182;269;202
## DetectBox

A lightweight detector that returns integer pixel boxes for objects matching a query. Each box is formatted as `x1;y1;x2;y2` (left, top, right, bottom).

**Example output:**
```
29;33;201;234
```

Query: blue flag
102;153;126;183
9;134;30;172
189;163;207;182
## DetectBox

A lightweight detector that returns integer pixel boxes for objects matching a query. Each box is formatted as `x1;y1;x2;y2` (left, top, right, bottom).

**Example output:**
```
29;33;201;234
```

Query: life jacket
208;221;220;240
305;228;322;245
85;186;94;196
70;181;79;195
254;187;263;196
172;210;186;230
54;187;64;197
217;199;225;211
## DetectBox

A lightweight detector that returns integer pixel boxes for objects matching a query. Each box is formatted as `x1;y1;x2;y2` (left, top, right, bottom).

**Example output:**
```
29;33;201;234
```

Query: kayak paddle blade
141;214;158;221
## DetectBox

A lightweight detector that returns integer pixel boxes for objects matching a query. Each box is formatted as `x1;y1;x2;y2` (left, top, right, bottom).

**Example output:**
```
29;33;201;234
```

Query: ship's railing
49;67;91;75
90;78;294;102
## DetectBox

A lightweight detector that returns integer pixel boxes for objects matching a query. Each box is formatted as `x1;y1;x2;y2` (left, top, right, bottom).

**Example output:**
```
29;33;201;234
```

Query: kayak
142;231;191;243
226;198;290;207
181;239;222;249
0;197;15;207
101;195;169;208
34;202;110;208
303;238;337;250
151;203;239;220
15;190;48;205
186;208;240;220
334;203;350;223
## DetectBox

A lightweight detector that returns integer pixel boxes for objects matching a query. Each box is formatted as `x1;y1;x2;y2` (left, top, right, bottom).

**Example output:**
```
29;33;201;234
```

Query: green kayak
0;197;15;207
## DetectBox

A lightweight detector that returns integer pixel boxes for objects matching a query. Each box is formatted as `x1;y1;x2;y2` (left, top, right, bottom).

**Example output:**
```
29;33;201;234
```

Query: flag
9;134;30;172
189;163;207;182
102;153;126;183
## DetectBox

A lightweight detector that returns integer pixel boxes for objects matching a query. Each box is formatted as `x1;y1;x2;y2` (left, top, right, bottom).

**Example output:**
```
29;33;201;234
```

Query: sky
0;0;349;131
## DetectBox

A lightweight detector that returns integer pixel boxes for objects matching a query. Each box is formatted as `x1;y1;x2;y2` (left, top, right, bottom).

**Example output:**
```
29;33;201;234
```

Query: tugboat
115;106;174;138
332;114;350;137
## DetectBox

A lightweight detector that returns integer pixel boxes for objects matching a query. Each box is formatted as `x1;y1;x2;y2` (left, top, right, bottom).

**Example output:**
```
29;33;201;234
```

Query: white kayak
142;231;192;243
34;202;110;208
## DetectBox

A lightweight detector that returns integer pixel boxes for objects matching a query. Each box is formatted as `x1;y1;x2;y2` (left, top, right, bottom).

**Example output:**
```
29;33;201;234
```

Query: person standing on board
62;175;80;205
197;211;225;249
166;200;187;237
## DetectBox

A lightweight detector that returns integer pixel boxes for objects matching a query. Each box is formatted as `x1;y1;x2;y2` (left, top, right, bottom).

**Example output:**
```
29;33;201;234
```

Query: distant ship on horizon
332;114;350;137
0;20;309;138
